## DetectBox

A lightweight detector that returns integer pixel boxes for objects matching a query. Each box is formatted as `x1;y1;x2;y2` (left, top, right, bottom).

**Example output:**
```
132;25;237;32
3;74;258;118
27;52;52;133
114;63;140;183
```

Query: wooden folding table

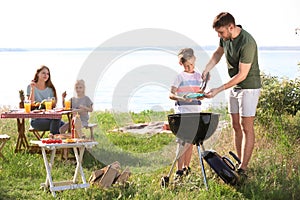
31;140;98;197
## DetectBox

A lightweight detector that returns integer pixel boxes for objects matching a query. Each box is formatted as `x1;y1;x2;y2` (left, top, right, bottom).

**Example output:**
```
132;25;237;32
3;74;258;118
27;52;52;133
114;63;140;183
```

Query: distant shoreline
1;46;300;52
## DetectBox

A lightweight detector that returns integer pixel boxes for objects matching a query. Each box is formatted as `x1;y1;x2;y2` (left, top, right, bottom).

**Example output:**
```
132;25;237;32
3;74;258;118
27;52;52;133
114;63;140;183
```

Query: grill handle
229;151;241;164
222;156;236;171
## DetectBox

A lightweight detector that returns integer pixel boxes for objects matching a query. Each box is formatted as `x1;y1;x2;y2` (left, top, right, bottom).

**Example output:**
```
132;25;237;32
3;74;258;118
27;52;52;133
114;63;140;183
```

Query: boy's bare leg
183;144;193;168
176;143;184;171
177;157;184;171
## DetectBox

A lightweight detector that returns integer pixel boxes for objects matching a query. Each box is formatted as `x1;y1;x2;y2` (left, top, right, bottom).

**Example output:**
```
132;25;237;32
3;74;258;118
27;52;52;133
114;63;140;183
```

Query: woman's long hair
33;65;57;99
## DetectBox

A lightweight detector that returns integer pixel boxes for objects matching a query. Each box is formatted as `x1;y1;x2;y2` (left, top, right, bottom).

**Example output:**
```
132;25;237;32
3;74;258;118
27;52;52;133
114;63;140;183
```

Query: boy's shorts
228;88;261;117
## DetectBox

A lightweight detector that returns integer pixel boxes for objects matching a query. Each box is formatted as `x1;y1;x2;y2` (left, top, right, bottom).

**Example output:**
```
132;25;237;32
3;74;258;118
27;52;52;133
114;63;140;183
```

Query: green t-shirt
220;29;261;89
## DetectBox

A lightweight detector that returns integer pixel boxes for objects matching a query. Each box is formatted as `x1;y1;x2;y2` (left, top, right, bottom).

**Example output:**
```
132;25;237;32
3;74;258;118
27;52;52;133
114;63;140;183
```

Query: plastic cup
65;100;71;110
45;100;52;111
24;100;31;113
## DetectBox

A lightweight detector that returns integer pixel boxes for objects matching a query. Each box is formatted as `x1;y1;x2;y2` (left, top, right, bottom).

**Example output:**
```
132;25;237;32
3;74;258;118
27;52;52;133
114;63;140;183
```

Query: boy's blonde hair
75;79;86;94
178;48;195;64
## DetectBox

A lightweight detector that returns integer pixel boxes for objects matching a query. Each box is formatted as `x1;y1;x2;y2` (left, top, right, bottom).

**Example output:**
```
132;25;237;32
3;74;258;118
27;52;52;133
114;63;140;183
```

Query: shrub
257;73;300;138
257;73;300;117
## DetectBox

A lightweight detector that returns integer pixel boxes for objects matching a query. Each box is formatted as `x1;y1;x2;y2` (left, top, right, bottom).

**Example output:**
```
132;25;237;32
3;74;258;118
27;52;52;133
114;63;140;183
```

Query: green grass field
0;110;299;200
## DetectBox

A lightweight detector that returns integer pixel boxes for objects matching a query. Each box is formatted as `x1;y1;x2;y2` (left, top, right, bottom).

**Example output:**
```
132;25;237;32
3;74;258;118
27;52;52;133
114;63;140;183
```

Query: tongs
185;73;209;99
200;72;209;91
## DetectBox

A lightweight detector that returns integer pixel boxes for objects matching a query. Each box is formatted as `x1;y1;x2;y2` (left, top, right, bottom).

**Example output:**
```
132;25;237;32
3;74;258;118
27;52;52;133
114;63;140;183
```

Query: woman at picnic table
27;65;64;135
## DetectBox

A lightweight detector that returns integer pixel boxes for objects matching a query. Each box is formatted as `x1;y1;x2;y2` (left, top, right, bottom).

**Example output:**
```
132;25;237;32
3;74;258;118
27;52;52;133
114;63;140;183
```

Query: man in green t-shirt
203;12;261;181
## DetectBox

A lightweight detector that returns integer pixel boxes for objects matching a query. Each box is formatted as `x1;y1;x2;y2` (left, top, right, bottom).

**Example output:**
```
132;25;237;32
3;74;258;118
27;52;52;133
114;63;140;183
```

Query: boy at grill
169;48;205;180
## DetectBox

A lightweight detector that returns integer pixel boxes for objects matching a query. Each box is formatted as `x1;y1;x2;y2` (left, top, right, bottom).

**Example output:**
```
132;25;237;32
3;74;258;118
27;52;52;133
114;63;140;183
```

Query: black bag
203;150;240;185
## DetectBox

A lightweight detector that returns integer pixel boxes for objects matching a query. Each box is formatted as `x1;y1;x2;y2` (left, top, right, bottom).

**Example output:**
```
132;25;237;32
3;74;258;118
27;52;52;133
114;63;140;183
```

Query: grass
105;132;174;153
0;110;300;199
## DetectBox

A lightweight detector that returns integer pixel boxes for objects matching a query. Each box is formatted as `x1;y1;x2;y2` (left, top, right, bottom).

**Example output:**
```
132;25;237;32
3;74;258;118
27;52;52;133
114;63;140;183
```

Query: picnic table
0;109;72;152
30;140;98;197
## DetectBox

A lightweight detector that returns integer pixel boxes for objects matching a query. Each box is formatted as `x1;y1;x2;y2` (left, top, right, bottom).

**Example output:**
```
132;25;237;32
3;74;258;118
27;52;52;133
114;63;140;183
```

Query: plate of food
76;139;92;143
32;109;43;113
63;138;77;143
184;93;205;99
54;133;72;139
41;138;62;144
53;108;62;112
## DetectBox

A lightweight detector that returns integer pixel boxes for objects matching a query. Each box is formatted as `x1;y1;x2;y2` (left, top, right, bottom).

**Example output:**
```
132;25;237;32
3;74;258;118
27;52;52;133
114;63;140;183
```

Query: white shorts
228;88;261;117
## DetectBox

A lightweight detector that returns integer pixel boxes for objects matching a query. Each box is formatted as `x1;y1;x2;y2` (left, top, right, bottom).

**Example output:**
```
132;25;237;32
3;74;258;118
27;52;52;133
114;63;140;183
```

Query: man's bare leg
231;113;243;160
240;116;255;170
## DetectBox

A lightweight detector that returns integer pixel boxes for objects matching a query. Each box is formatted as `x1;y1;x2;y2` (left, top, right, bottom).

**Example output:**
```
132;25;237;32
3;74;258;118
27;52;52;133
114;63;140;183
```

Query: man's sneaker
174;170;184;181
183;167;191;176
236;168;248;185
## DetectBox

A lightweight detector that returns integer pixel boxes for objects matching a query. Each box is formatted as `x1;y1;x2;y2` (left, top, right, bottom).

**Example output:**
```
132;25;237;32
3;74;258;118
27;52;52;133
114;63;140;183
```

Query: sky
0;0;299;48
0;0;299;110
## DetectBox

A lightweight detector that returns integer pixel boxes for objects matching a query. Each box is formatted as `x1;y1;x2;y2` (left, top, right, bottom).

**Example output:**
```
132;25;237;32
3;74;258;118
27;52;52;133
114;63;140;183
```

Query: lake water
0;48;299;112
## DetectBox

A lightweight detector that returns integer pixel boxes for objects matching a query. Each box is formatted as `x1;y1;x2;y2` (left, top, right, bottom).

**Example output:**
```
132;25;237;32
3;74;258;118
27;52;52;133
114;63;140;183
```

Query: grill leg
167;142;185;177
197;144;209;190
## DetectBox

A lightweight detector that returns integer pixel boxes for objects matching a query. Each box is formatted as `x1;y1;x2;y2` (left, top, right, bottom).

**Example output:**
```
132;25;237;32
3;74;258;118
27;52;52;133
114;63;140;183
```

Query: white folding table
30;140;98;197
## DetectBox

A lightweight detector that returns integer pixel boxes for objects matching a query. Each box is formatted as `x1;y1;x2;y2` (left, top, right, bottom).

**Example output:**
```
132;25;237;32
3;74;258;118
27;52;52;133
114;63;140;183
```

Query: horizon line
1;45;300;52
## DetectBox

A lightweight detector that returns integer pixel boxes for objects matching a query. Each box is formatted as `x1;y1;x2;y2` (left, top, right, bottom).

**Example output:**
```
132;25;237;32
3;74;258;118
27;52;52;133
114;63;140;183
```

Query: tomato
41;138;63;144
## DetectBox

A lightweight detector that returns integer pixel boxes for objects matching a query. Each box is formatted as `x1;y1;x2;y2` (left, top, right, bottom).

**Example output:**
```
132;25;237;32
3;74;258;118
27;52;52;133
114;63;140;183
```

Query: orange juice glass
65;100;71;110
24;100;31;113
45;101;52;111
51;97;56;108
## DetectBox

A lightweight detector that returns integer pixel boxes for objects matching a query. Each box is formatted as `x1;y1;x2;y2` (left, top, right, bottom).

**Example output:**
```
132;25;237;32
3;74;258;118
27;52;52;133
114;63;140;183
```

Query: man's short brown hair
213;12;236;29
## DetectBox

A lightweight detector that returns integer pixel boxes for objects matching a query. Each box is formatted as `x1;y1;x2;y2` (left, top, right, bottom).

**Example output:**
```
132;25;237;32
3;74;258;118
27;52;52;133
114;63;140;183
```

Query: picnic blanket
111;121;171;134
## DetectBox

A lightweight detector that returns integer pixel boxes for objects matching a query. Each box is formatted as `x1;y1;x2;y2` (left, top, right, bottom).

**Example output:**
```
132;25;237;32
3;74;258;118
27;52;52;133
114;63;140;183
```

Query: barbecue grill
161;112;240;189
